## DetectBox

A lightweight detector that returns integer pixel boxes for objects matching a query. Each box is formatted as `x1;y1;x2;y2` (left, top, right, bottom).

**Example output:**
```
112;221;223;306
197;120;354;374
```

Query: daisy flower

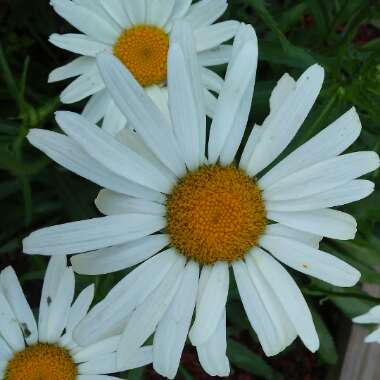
49;0;238;134
0;256;152;380
353;306;380;343
24;21;379;378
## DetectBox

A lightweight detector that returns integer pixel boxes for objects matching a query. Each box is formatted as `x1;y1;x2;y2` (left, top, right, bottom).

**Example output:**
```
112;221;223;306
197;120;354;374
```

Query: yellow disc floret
5;343;77;380
113;25;169;87
166;165;267;265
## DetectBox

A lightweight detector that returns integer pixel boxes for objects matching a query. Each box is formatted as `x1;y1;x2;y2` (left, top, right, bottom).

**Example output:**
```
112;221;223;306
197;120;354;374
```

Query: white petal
263;152;379;201
95;189;165;216
117;255;186;366
197;310;230;377
0;336;12;360
146;0;175;26
65;284;95;336
168;29;202;169
100;0;132;29
153;261;199;379
46;267;75;342
170;0;192;21
260;234;361;287
74;250;178;346
49;56;95;83
74;335;120;363
268;209;357;240
198;45;232;67
97;53;187;177
82;90;111;123
61;71;105;104
269;73;296;112
201;67;223;93
365;328;380;343
208;35;257;164
185;0;227;29
265;180;375;212
0;291;24;351
71;234;169;275
265;224;322;248
194;21;239;53
252;248;319;352
232;260;281;356
259;107;362;188
353;305;380;324
102;100;127;136
51;0;119;43
55;111;175;193
124;0;146;25
49;33;110;56
23;214;166;255
27;129;164;202
0;267;38;345
189;262;229;346
242;64;325;176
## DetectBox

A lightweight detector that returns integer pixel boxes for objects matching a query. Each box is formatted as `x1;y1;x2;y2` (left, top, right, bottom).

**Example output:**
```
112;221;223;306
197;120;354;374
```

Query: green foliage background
1;0;380;379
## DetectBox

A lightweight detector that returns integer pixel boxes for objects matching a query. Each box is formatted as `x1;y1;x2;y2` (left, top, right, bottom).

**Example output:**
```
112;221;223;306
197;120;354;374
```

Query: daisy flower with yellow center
24;22;378;378
0;256;152;380
49;0;238;135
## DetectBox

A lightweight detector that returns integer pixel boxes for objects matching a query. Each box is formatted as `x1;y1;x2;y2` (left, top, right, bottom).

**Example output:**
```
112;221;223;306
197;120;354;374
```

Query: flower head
24;21;379;378
49;0;238;134
0;257;152;380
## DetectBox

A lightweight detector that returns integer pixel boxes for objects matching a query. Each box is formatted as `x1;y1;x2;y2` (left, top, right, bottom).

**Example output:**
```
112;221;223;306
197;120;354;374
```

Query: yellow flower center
166;166;267;265
113;25;169;87
5;343;77;380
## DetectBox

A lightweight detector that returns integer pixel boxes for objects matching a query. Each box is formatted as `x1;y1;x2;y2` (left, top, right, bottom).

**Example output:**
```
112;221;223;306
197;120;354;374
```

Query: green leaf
310;307;338;364
227;339;279;379
127;367;145;380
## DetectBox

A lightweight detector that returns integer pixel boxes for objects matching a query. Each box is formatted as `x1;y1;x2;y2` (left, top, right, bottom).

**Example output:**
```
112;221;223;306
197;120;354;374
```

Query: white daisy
0;256;152;380
353;306;380;343
24;21;379;378
49;0;238;134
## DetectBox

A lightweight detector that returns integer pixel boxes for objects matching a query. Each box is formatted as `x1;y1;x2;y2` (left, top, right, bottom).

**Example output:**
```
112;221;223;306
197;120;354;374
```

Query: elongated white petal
153;261;199;379
189;262;229;346
95;189;165;216
197;310;230;377
38;256;67;342
198;45;232;66
74;335;120;363
0;267;38;345
242;65;325;176
185;0;227;29
27;129;164;202
170;0;192;21
259;107;362;188
353;306;380;324
268;209;357;240
365;328;380;343
46;267;75;342
252;248;319;352
61;71;105;104
265;224;322;248
49;56;95;83
0;291;24;351
233;260;281;356
168;34;201;169
0;336;12;360
260;235;361;286
82;90;111;123
102;100;127;136
55;111;175;193
124;0;146;25
146;0;175;26
201;67;223;92
100;0;132;29
265;180;375;212
97;53;187;177
269;73;296;112
74;250;178;346
117;255;186;366
49;33;110;56
51;0;119;43
72;234;169;275
65;284;94;336
264;152;379;201
194;21;239;52
23;214;165;256
245;254;297;350
208;39;257;164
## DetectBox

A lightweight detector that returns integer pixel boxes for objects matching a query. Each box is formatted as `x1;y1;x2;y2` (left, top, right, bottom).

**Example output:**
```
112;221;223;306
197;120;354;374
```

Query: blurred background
1;0;380;379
